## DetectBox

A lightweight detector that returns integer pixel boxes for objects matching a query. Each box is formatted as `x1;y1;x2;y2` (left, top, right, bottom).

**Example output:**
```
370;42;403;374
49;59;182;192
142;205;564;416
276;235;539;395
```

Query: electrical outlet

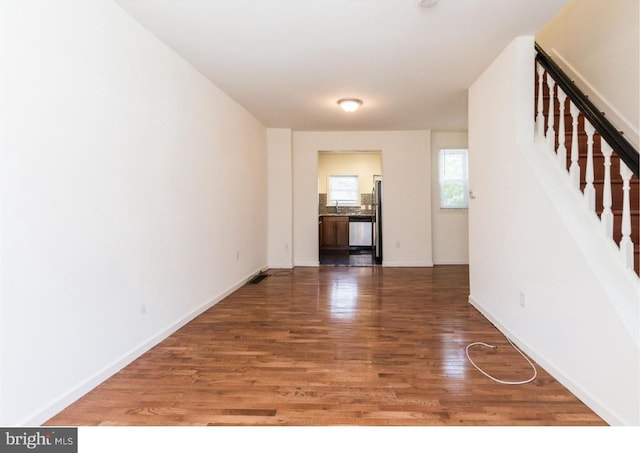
236;251;240;261
519;292;526;308
395;241;400;248
284;243;289;251
140;304;147;315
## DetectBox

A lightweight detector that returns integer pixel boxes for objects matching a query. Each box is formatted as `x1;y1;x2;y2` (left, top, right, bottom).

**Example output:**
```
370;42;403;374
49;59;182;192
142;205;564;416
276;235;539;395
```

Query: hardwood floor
46;266;605;426
319;247;375;266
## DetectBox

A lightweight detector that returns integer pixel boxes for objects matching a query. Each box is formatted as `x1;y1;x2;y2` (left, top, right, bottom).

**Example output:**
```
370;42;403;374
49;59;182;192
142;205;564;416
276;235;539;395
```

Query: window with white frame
439;148;469;209
328;175;359;206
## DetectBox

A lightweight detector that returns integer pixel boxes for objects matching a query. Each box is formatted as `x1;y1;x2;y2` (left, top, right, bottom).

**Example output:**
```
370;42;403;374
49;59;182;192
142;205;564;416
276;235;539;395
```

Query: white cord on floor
465;336;537;385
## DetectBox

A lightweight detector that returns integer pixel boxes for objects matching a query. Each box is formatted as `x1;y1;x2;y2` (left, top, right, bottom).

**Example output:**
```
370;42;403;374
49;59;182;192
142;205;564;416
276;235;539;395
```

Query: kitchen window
328;175;359;206
439;148;468;209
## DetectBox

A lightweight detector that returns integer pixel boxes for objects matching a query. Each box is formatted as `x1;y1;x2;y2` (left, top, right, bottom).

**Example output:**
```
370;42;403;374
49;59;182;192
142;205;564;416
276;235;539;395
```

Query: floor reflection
328;277;359;319
441;334;467;379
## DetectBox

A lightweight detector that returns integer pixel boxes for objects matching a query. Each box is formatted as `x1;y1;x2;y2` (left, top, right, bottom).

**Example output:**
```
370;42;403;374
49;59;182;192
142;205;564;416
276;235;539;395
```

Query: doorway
317;151;381;266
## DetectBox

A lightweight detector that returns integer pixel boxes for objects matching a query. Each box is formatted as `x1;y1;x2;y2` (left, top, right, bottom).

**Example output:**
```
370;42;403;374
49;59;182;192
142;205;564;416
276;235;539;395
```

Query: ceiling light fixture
337;98;363;113
418;0;439;7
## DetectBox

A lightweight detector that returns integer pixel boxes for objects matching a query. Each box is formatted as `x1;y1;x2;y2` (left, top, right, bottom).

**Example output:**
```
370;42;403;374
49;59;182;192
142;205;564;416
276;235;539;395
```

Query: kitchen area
318;151;382;266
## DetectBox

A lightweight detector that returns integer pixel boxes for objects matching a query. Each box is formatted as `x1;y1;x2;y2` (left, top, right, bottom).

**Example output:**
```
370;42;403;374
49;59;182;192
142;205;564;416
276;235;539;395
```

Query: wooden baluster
619;161;635;271
536;63;546;141
600;140;614;239
545;73;556;153
583;120;595;211
556;88;567;168
568;103;581;189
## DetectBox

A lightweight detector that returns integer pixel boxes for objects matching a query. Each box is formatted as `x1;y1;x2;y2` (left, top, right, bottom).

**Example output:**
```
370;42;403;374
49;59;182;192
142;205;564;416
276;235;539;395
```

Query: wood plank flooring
45;266;605;426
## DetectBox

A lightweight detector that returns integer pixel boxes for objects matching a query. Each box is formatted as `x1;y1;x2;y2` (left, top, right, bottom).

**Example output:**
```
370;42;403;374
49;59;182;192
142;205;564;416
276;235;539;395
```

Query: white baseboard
382;261;434;267
21;269;263;426
267;263;294;269
468;295;624;426
433;259;469;265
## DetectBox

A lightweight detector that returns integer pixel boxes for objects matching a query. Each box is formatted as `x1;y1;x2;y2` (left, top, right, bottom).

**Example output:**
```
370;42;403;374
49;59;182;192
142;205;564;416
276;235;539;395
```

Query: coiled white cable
465;336;537;385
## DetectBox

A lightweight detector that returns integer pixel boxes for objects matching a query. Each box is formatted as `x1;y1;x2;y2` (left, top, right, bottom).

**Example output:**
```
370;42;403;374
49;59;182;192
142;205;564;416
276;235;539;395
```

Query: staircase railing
534;43;639;276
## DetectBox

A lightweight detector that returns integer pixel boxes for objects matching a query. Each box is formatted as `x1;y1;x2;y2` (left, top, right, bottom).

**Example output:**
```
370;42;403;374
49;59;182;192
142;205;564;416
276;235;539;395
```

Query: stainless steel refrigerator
372;180;382;264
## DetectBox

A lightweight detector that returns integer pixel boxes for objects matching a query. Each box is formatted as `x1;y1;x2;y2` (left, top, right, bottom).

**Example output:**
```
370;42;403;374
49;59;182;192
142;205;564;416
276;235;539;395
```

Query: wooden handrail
535;43;639;177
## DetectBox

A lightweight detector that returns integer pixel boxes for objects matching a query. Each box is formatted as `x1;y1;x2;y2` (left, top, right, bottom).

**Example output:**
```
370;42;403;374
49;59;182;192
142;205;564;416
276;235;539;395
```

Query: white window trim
438;148;469;210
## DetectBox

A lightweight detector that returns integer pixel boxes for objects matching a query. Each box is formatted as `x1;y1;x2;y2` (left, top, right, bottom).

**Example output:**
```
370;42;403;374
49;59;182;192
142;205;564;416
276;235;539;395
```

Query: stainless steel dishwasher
348;217;372;247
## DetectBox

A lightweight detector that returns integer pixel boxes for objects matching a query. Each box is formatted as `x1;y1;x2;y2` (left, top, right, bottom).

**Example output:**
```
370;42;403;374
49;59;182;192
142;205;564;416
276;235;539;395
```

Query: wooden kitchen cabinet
320;216;349;249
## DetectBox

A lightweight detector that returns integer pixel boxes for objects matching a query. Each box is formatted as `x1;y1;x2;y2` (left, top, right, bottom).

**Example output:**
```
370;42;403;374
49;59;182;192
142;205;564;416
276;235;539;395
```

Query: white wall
0;0;267;425
292;131;432;267
431;132;469;265
317;152;381;201
536;0;640;148
267;129;294;268
468;36;639;425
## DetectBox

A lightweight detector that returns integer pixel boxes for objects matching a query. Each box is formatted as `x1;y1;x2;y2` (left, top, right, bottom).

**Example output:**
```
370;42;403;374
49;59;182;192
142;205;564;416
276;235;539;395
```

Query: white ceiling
113;0;569;131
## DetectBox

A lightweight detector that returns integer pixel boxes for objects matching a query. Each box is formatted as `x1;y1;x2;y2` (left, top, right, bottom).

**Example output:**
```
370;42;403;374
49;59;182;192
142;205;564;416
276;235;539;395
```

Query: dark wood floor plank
45;266;605;426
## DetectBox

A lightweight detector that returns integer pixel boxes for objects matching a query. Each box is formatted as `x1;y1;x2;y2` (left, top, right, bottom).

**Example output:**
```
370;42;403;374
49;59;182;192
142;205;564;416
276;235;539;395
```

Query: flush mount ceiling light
337;98;363;112
418;0;439;7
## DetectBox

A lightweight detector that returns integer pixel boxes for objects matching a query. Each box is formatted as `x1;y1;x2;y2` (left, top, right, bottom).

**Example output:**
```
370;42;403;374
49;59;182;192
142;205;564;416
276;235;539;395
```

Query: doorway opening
317;151;382;267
